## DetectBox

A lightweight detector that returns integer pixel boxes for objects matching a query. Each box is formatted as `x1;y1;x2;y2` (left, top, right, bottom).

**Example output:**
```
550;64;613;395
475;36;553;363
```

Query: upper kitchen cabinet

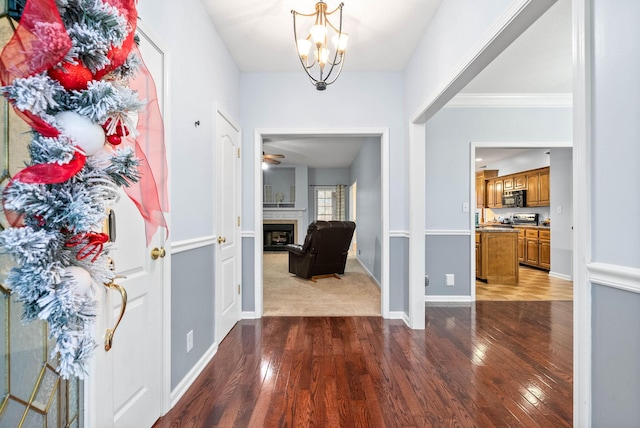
476;170;498;208
525;167;550;207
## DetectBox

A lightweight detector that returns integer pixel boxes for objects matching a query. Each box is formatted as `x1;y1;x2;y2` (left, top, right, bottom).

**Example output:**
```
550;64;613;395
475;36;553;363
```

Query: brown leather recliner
286;221;356;280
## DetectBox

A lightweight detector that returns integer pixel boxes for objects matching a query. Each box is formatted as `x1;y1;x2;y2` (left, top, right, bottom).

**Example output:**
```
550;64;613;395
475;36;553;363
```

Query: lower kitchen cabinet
520;228;550;271
475;230;519;284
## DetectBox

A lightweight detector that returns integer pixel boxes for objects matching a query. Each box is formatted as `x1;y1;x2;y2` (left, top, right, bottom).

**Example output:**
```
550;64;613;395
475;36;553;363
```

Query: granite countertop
479;222;550;230
476;227;519;233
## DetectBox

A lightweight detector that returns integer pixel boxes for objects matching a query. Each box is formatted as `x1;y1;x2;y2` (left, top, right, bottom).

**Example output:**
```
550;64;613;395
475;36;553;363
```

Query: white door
89;22;168;428
215;109;241;342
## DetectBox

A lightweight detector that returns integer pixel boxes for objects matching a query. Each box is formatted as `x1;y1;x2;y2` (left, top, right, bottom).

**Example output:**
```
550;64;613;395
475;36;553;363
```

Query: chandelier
291;1;348;91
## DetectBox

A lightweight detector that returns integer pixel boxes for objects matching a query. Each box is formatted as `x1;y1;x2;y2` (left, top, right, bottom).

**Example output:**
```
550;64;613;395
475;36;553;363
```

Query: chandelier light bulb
332;33;349;53
310;24;327;47
316;47;330;66
297;39;312;60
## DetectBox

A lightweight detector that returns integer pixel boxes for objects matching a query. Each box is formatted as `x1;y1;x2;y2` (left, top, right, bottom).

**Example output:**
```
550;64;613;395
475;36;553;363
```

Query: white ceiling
203;0;572;168
201;0;442;72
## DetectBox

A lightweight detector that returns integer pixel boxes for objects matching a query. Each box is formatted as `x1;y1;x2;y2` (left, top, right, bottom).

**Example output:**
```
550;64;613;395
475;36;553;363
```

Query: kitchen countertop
479;223;550;230
476;227;519;233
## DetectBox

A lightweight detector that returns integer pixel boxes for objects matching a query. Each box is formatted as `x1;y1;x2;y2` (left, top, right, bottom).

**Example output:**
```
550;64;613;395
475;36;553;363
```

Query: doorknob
151;247;166;259
217;236;226;244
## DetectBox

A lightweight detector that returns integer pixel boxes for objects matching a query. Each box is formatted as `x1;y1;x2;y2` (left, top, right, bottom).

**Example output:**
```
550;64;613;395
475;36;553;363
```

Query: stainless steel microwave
502;190;526;208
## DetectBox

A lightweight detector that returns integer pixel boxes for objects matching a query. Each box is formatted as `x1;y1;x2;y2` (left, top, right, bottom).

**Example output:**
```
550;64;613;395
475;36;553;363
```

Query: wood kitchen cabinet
475;232;482;278
516;228;525;262
525;167;550;207
494;180;503;208
519;227;551;271
539;229;551;269
525;229;540;265
476;229;519;284
514;174;527;189
476;170;498;208
485;177;504;208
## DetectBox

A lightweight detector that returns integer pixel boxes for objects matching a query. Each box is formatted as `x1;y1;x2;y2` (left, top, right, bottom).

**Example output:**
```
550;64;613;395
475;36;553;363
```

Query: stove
511;213;539;226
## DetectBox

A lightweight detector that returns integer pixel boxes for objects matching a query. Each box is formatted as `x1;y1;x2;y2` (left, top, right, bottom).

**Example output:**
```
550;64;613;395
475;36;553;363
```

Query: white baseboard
387;311;410;326
549;271;572;281
170;342;218;408
242;311;259;319
355;256;381;288
425;295;474;303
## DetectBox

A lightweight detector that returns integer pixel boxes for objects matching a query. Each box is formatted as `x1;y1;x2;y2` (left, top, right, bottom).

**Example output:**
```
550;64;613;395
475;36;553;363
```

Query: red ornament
48;61;93;91
107;134;122;146
103;117;130;137
94;30;136;80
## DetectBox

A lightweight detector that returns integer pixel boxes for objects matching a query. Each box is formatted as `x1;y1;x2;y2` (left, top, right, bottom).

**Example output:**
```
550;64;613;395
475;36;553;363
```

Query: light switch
557;206;562;214
462;202;469;212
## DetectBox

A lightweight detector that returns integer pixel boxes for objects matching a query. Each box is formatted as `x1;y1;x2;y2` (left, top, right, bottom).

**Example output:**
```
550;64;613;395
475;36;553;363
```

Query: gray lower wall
592;284;640;426
242;236;255;312
425;235;471;296
389;237;409;312
171;246;215;389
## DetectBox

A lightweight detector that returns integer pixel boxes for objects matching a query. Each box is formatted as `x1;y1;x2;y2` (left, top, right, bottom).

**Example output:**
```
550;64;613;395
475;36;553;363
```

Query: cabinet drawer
525;229;539;238
514;228;525;237
539;230;550;240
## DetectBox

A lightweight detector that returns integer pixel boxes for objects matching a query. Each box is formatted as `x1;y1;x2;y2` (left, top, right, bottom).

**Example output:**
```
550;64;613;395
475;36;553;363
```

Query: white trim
468;140;572;303
447;93;572;108
425;295;474;303
588;263;640;295
409;122;426;329
426;229;472;236
389;230;409;239
411;0;554;123
241;231;255;239
409;0;557;331
242;311;259;319
387;311;411;327
253;128;391;320
355;256;381;289
169;343;218;407
572;0;592;425
549;271;572;281
171;236;216;254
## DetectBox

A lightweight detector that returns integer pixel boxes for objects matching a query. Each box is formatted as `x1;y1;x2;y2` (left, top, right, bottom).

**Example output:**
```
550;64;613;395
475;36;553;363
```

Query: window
314;185;346;221
315;187;336;221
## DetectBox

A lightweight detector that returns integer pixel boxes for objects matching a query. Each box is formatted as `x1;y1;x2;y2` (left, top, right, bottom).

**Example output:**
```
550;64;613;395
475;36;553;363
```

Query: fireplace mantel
263;208;306;245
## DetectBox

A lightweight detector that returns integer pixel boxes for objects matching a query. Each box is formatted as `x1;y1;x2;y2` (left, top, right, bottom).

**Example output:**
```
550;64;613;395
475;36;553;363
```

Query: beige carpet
263;252;381;316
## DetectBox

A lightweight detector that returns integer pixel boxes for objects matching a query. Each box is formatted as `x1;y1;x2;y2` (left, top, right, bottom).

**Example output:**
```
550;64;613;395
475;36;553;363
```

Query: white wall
590;0;640;424
138;0;241;391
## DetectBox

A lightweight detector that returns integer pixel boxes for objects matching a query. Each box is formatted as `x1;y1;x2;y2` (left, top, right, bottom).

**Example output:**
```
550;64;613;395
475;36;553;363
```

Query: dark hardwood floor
154;301;572;427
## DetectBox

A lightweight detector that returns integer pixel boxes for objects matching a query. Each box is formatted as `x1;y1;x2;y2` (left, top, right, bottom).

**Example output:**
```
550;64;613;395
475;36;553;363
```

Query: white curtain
335;185;346;221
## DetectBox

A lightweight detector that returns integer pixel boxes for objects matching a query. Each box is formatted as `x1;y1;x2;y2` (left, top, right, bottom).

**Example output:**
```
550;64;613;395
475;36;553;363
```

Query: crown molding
447;93;572;108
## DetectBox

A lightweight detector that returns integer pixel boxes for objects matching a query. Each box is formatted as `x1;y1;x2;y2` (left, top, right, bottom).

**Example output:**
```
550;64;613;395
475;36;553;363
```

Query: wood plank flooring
153;301;573;427
477;266;573;301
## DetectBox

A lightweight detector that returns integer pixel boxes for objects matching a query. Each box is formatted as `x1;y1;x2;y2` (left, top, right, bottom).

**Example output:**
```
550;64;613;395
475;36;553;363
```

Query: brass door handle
217;236;226;244
104;276;127;351
151;247;166;259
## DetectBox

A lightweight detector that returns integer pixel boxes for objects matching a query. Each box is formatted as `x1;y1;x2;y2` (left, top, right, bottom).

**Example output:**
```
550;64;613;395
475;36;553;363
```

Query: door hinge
237;216;241;227
237;284;241;294
237;148;241;158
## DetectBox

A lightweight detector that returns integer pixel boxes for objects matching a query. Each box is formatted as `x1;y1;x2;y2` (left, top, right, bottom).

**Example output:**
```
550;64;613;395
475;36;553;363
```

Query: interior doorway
470;143;574;301
349;181;357;253
253;129;390;318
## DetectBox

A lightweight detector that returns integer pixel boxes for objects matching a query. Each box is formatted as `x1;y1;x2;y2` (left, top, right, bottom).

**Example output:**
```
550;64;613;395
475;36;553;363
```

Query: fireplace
264;223;295;251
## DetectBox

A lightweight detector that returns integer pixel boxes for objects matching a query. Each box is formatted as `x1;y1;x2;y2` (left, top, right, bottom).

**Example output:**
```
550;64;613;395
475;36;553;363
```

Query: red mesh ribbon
3;150;87;227
123;45;169;245
0;0;71;86
94;0;138;80
65;231;109;262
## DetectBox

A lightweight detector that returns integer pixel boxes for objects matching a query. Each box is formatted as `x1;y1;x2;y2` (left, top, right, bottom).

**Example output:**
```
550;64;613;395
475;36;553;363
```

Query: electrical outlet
424;275;429;287
446;274;455;286
186;330;193;353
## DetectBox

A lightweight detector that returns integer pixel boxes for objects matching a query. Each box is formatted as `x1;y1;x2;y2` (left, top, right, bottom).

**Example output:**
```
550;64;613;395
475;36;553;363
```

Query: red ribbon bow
65;232;109;262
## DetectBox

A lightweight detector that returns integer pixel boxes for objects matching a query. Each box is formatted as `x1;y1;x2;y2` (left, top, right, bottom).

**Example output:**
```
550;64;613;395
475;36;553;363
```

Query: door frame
468;141;573;302
214;105;242;343
84;17;173;425
252;128;390;318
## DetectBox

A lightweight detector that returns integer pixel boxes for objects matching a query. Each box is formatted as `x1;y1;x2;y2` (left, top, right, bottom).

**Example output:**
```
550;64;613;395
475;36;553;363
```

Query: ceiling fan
262;151;285;165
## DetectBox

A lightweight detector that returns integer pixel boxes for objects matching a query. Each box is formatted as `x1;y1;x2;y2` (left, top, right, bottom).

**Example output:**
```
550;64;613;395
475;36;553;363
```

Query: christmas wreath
0;0;168;378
